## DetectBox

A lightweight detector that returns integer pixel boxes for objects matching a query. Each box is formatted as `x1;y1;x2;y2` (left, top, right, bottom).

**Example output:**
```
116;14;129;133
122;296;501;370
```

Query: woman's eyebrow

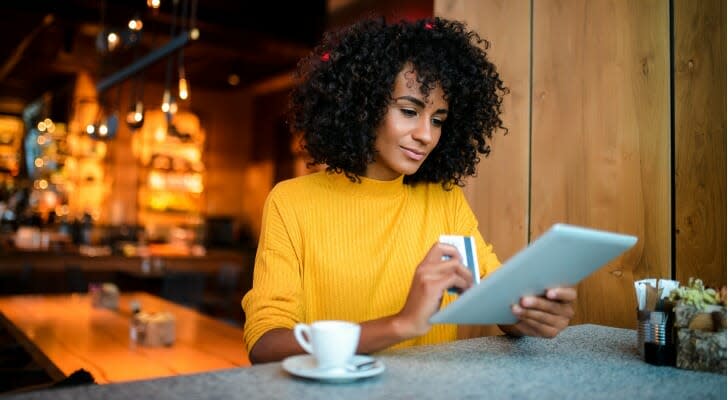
395;95;426;107
394;95;448;114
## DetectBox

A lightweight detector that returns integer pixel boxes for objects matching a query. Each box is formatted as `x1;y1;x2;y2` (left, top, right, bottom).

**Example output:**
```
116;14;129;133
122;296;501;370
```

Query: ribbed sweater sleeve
242;187;303;351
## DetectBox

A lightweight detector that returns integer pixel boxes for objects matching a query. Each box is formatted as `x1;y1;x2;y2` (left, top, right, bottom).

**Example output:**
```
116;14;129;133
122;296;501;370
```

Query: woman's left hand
500;287;577;338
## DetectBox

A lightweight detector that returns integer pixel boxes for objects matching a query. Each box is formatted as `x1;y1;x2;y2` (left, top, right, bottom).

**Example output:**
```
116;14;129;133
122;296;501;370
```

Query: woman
242;17;576;364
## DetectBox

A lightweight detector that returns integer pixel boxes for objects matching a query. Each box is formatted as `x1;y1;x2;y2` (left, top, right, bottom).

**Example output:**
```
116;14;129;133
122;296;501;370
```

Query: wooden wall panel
674;0;727;288
531;0;670;328
435;0;530;337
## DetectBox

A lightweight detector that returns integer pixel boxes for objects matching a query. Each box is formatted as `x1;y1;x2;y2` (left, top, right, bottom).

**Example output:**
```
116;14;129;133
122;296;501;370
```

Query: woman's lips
401;146;425;161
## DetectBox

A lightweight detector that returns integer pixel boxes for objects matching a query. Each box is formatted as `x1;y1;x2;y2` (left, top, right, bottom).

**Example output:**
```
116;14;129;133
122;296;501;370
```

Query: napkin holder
131;311;176;347
89;283;119;310
674;302;726;374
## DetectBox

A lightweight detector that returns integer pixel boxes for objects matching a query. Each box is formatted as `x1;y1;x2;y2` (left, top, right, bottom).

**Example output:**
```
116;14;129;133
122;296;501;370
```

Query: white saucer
282;355;385;383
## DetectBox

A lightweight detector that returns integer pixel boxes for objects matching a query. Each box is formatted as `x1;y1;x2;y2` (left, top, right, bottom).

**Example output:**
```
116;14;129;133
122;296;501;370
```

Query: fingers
512;302;572;326
416;260;473;291
545;287;577;303
441;259;473;283
432;272;472;308
510;290;576;338
519;296;574;318
417;242;473;290
423;243;462;264
510;315;562;338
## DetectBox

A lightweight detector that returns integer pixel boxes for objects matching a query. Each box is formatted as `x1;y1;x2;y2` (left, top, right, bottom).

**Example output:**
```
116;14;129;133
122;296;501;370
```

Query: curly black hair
289;17;508;187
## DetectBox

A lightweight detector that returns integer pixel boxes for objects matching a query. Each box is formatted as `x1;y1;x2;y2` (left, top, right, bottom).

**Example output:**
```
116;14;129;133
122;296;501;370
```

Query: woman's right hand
395;242;474;338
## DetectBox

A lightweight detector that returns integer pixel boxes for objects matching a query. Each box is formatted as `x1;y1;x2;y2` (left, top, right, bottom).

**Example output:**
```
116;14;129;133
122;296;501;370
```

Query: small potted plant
668;278;726;373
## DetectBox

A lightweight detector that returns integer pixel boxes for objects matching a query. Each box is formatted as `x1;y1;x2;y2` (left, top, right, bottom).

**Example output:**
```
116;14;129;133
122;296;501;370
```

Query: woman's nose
412;119;433;144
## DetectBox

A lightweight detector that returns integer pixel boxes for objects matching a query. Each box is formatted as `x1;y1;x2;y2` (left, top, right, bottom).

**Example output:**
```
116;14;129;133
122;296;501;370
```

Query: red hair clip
424;22;434;30
320;52;330;62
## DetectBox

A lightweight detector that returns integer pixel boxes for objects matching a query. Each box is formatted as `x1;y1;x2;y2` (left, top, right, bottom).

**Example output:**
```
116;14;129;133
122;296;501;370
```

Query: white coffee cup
293;320;361;370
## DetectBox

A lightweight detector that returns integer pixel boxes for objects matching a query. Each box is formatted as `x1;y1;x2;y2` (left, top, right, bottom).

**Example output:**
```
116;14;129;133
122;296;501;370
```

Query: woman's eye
432;118;444;127
400;109;417;117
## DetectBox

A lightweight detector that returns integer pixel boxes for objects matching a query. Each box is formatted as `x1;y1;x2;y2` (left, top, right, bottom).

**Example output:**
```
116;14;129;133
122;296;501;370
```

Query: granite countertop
6;325;726;400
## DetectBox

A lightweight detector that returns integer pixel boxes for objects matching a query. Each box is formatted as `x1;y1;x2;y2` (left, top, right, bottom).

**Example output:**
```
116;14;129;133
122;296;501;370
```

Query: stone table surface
6;324;726;400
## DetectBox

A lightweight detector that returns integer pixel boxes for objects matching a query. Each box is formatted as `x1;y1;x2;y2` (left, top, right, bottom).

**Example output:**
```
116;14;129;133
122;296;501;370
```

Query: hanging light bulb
126;101;145;130
147;0;161;9
94;112;118;140
106;32;120;51
178;77;189;100
177;45;190;101
161;89;171;113
128;17;143;31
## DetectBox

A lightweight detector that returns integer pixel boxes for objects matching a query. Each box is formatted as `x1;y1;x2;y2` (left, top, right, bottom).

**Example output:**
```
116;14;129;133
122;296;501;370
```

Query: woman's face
364;67;448;181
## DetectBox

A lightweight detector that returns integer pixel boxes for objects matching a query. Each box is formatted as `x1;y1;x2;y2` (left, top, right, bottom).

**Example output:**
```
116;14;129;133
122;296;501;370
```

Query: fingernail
512;305;522;314
546;290;557;299
522;297;535;307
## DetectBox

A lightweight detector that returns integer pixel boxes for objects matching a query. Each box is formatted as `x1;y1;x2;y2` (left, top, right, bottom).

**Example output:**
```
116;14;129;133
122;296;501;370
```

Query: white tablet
429;223;638;325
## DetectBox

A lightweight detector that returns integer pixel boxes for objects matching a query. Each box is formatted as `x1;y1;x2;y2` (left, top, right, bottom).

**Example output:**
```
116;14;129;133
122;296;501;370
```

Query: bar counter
5;325;725;399
0;249;251;274
0;248;255;295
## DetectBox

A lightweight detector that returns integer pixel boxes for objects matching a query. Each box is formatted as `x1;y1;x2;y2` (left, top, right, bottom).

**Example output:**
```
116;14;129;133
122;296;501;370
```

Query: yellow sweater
242;171;501;353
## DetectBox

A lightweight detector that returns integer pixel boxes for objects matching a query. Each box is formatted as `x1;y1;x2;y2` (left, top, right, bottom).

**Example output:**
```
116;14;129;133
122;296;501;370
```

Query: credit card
439;235;480;294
